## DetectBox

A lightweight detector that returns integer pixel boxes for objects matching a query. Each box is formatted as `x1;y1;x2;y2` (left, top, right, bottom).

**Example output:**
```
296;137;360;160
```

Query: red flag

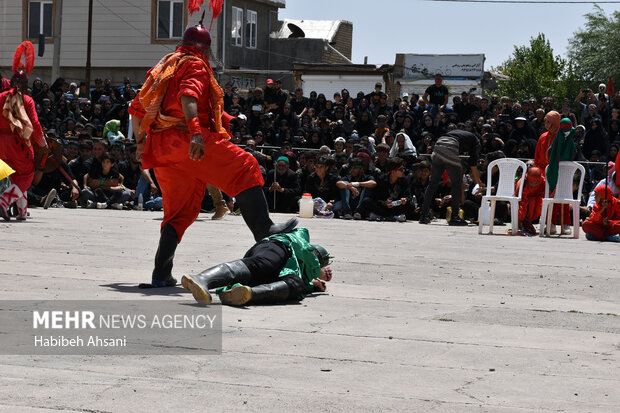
187;0;205;18
607;75;614;97
209;0;224;30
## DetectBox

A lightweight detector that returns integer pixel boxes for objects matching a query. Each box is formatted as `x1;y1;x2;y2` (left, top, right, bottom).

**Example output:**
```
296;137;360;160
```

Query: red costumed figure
129;11;296;288
534;110;571;232
515;166;545;234
0;41;46;221
582;186;620;241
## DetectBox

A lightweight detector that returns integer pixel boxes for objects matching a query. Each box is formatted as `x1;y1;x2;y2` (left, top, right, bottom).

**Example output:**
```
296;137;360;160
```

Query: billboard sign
401;54;484;79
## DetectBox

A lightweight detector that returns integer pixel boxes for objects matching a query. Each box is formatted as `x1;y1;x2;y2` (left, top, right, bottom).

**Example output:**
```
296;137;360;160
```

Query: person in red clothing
534;110;572;233
515;166;545;235
0;73;10;92
129;16;296;288
582;185;620;241
0;42;47;221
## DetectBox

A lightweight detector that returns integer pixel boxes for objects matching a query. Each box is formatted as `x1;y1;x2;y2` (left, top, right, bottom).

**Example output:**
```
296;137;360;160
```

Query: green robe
546;124;576;192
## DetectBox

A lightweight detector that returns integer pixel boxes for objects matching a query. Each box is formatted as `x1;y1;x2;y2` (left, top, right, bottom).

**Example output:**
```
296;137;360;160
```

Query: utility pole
85;0;93;90
51;0;63;80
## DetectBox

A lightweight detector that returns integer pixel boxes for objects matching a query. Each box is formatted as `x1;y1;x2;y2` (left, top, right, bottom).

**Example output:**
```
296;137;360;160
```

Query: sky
279;0;618;71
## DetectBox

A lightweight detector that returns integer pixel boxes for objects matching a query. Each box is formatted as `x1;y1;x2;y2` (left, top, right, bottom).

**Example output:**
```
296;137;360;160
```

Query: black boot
219;280;291;306
181;260;251;305
140;223;179;288
235;186;298;241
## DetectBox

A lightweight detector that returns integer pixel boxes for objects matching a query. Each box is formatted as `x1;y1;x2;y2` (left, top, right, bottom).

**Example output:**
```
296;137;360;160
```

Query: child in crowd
516;166;545;235
582;185;620;241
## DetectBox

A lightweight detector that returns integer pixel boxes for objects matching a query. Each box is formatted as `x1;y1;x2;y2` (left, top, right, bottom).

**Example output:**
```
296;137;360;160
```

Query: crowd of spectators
4;72;620;225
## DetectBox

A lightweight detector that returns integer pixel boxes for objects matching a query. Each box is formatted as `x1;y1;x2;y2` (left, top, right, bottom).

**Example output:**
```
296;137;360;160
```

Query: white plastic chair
478;158;526;235
540;161;585;239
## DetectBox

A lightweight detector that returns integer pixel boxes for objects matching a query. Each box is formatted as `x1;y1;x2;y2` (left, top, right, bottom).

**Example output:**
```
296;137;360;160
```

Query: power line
428;0;620;3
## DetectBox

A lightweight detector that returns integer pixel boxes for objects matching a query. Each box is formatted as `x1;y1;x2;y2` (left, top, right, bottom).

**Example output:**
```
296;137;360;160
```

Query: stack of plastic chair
540;161;585;239
478;158;526;235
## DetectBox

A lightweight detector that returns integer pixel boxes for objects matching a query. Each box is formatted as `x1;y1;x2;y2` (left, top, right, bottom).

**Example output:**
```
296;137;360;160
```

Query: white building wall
301;74;384;98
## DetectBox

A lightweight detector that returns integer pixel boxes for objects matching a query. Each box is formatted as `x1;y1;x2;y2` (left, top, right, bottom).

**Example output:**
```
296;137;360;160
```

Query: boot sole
219;285;252;306
181;275;212;306
211;209;230;220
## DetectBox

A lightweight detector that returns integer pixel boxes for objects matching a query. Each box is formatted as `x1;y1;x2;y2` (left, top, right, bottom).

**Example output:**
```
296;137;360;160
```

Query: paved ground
0;208;619;412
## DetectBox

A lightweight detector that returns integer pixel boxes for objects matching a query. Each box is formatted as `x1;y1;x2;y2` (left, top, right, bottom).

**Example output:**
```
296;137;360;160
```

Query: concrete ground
0;208;619;412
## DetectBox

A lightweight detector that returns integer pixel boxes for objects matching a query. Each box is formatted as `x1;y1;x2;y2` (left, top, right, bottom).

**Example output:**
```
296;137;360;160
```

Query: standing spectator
289;88;310;118
422;74;450;118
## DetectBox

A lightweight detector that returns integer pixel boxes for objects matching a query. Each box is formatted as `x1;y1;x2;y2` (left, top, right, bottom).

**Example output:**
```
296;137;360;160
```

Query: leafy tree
492;33;571;103
568;5;620;85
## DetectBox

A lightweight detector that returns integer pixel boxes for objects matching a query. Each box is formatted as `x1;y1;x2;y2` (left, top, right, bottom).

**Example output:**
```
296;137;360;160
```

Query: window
231;6;243;47
157;0;184;39
245;10;257;49
27;1;53;39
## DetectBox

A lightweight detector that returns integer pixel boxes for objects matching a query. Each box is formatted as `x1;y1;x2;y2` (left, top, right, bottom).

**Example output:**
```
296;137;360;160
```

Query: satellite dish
287;23;305;38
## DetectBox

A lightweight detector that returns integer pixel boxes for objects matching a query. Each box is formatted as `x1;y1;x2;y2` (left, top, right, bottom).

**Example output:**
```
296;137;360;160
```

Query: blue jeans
136;176;163;209
339;184;368;214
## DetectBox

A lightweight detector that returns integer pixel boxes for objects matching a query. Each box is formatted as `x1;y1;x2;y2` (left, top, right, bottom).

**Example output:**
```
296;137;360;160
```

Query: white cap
599;83;606;89
402;92;409;97
238;114;247;121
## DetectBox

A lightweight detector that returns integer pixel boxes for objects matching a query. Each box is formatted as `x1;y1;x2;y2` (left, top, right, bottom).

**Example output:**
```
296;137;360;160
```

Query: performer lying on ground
181;228;333;306
129;13;296;288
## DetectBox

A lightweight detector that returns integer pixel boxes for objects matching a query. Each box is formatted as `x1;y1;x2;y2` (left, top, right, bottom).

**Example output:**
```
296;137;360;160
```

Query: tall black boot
140;223;179;288
181;260;251;305
219;280;291;306
235;186;298;241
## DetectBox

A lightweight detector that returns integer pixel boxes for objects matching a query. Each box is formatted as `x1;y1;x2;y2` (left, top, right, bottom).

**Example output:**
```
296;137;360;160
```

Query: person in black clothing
422;74;450;118
336;157;377;220
265;156;302;213
304;155;341;214
29;159;80;209
68;139;94;189
359;157;415;222
419;130;483;225
117;144;141;192
289;88;310;118
264;79;287;116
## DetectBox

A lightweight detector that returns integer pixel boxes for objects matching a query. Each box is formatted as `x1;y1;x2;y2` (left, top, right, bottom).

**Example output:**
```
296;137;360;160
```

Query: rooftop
273;19;352;42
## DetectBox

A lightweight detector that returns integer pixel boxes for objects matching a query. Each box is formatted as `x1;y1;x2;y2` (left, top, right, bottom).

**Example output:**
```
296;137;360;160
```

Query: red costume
534;110;570;226
129;46;263;242
516;167;545;223
0;41;44;220
0;77;10;92
582;186;620;240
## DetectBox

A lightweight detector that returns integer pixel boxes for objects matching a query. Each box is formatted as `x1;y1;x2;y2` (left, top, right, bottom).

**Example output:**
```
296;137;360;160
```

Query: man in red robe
0;70;45;220
129;18;296;288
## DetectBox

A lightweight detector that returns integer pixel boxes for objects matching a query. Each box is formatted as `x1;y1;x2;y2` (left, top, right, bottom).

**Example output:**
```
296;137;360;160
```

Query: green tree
568;5;620;85
492;33;570;103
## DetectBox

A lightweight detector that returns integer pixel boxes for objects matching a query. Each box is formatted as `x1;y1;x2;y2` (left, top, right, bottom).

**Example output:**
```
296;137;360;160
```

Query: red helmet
182;12;211;49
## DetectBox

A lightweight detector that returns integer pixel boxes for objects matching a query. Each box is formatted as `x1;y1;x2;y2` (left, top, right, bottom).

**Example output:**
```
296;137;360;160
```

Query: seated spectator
304;155;341;214
411;160;431;219
360;157;415;222
390;132;417;168
135;168;163;210
80;152;128;209
374;143;390;174
515;166;545;235
336;157;377;220
264;156;301;213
